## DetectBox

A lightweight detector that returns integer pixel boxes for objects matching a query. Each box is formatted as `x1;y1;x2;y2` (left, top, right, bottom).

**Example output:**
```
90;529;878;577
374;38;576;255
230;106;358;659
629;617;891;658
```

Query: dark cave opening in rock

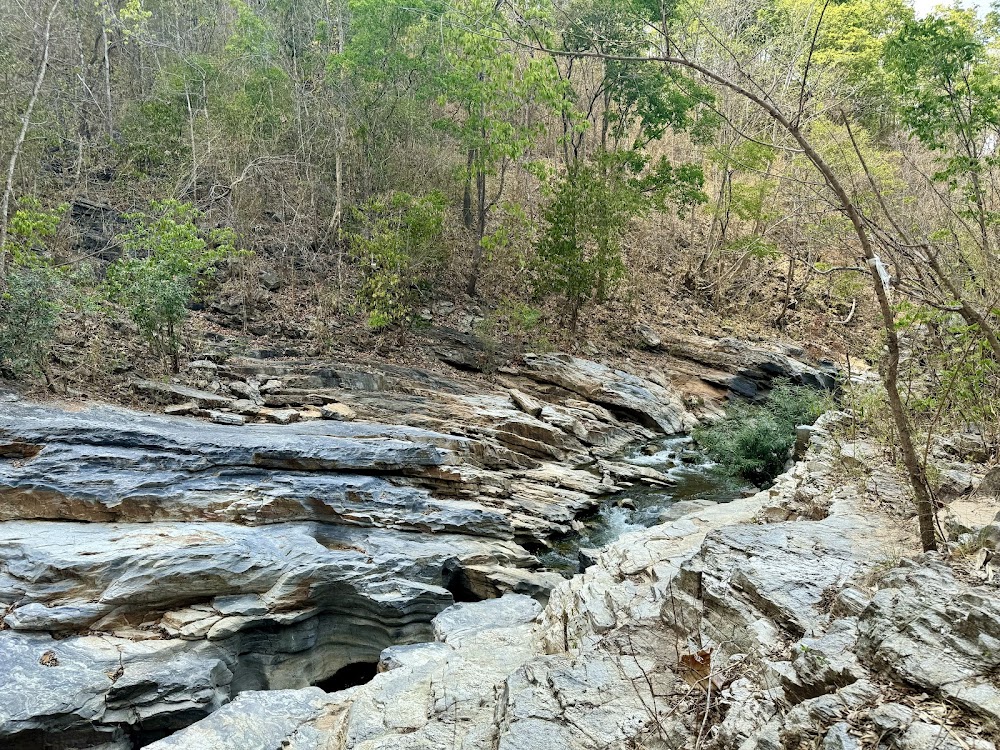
315;661;380;693
442;563;486;603
444;573;485;603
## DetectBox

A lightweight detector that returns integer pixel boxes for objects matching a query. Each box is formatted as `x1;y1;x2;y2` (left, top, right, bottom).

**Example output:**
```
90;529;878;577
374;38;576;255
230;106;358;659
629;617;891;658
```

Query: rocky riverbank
142;413;1000;750
2;343;994;749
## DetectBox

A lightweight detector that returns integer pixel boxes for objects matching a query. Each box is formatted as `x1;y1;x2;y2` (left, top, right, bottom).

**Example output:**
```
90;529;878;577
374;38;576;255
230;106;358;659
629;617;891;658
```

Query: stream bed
540;435;750;575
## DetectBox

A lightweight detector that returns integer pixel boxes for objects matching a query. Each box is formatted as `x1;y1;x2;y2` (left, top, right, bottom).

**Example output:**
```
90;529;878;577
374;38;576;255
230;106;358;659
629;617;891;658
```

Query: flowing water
540;435;750;575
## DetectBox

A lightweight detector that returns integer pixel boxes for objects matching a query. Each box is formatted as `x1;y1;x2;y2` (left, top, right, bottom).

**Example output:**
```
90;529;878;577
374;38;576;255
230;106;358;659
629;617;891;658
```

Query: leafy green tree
877;11;1000;359
767;0;913;129
0;267;63;379
885;11;1000;254
104;200;241;372
423;0;563;296
347;191;447;329
532;0;714;327
331;0;441;200
535;152;706;329
0;200;68;379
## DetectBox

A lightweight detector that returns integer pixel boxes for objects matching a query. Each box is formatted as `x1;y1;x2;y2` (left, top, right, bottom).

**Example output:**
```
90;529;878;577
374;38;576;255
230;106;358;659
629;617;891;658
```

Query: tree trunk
462;149;475;230
786;127;938;552
0;0;60;281
100;3;113;138
332;0;347;238
466;167;487;297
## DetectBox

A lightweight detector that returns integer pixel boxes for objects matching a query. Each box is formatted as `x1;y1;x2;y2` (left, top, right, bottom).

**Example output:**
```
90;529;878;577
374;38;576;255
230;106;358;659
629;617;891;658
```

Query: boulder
144;690;333;750
509;388;545;418
320;403;356;421
521;353;694;433
259;408;300;425
259;270;282;292
209;411;245;426
133;380;234;408
635;323;662;349
975;466;1000;498
856;558;1000;723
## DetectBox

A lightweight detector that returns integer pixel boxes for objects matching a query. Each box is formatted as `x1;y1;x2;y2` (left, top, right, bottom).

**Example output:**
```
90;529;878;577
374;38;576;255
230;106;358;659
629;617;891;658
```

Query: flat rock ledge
146;413;1000;750
1;354;704;748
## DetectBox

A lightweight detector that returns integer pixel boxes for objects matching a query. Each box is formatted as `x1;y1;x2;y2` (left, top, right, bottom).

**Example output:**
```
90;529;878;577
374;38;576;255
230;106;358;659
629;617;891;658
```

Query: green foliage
534;151;706;326
0;266;63;377
425;0;564;168
225;0;278;60
793;0;913;127
218;65;293;144
533;164;631;324
7;198;67;260
694;382;830;485
119;98;188;175
347;191;447;329
559;0;718;145
885;9;1000;222
0;200;69;377
506;301;543;333
886;11;1000;157
498;299;554;350
104;201;241;368
724;234;781;260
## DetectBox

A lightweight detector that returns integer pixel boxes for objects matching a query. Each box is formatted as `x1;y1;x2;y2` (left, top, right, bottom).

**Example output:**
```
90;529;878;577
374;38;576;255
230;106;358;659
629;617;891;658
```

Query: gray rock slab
144;689;334;750
857;557;1000;723
521;353;693;433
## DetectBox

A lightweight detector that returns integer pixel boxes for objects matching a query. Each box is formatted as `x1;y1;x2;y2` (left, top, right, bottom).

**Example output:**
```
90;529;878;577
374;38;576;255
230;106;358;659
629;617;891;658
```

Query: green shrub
533;151;705;330
0;266;63;378
0;199;69;378
104;200;241;371
694;381;830;485
347;191;447;330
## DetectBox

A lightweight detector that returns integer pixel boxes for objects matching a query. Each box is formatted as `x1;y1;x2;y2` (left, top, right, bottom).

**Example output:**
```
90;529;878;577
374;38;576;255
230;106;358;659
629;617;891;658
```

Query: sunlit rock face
0;352;698;748
138;414;1000;750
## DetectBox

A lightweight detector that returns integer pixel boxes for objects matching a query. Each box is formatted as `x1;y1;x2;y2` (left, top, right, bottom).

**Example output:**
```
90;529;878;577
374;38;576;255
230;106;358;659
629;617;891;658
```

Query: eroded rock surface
0;354;696;747
149;414;999;750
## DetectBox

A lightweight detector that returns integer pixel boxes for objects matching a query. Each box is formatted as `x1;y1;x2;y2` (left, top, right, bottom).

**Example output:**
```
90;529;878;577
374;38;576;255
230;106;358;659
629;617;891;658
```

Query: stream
540;435;750;575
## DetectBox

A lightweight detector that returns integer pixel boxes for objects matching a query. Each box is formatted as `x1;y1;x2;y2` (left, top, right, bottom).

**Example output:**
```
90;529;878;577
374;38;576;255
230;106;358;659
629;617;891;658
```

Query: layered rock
149;414;999;750
641;329;840;399
0;353;698;747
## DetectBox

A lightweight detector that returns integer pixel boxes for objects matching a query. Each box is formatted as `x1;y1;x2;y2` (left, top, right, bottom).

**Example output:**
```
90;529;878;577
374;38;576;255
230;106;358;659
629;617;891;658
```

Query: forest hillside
1;1;1000;747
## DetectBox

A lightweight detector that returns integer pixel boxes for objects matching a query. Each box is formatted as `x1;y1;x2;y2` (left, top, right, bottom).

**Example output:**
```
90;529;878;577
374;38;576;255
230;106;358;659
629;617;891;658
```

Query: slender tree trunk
787;127;938;552
332;0;347;237
74;0;87;182
184;88;197;197
467;167;487;297
462;149;475;230
100;3;114;138
0;0;60;281
967;166;993;263
775;253;796;328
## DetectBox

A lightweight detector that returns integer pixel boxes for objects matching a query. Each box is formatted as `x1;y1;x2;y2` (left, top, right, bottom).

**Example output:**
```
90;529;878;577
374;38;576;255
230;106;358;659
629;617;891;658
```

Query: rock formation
139;414;1000;750
0;352;699;747
10;345;982;750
